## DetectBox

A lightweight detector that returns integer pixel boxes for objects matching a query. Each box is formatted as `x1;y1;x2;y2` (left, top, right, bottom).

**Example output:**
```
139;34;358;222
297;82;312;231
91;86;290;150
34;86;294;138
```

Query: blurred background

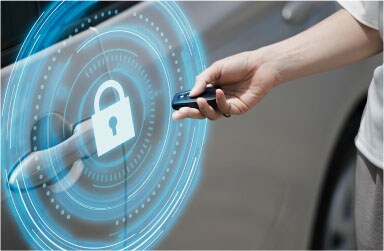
1;1;382;250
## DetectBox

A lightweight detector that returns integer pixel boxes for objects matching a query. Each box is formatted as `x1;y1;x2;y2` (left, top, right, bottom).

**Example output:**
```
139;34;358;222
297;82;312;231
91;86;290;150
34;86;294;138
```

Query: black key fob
172;86;218;110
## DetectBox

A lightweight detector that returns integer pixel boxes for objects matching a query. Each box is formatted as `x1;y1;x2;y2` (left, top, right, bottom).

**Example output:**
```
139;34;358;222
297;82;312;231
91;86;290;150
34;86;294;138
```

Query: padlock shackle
94;80;125;113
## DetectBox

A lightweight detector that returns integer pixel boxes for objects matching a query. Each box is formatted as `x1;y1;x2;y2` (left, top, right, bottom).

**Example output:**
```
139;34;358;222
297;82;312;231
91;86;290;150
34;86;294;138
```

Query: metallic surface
8;118;95;191
1;1;382;249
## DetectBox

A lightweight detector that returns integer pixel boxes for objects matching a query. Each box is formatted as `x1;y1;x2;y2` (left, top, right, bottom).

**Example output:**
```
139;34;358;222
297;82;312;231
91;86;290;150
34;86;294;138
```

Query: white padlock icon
92;80;135;157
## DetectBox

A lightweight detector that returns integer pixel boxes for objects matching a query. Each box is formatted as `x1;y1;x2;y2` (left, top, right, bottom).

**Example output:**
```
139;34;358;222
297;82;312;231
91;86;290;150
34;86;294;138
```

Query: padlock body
92;96;135;156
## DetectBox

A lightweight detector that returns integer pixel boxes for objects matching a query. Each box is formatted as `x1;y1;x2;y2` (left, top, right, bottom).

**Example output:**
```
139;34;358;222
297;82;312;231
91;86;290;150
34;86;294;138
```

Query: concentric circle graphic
2;1;207;249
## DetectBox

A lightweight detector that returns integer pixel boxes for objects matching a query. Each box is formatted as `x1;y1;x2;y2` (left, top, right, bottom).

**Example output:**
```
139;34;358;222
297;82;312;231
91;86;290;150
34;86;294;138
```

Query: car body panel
1;1;382;249
157;2;381;249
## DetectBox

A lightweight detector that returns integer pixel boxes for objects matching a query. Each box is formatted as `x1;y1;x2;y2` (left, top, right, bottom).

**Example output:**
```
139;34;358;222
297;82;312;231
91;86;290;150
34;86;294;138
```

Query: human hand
172;8;383;121
172;50;280;120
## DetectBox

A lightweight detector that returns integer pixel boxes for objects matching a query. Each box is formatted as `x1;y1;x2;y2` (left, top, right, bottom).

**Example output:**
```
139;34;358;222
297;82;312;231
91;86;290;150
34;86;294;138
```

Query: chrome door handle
8;118;96;191
282;1;320;23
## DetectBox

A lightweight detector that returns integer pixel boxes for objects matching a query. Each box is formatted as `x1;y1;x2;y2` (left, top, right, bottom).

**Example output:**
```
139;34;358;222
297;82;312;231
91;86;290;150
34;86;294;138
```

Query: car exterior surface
1;1;382;250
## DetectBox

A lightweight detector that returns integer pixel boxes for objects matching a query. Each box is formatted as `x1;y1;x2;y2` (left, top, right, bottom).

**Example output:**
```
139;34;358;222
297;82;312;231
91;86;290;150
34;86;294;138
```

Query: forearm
261;9;383;85
174;9;382;120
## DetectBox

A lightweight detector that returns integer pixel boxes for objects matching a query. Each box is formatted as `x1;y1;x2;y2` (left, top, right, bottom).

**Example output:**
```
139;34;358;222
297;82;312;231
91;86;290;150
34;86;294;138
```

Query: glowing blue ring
2;2;208;249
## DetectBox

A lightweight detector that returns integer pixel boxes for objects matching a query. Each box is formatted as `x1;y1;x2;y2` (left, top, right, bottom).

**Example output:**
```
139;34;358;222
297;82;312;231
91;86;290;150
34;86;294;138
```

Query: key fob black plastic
172;86;218;110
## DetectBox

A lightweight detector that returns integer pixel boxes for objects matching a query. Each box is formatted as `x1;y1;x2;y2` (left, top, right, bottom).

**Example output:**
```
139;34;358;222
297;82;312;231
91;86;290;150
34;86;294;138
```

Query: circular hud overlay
2;1;207;249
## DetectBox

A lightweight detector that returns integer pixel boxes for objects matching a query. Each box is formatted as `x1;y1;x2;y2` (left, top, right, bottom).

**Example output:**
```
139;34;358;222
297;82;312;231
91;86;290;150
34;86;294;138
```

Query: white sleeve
338;1;380;30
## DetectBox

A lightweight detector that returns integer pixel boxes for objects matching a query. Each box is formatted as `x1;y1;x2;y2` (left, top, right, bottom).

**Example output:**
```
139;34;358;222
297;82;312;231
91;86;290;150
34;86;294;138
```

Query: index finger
189;60;223;97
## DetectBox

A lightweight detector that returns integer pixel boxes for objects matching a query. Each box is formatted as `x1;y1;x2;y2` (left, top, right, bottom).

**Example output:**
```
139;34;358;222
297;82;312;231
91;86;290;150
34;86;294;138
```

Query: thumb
189;61;223;97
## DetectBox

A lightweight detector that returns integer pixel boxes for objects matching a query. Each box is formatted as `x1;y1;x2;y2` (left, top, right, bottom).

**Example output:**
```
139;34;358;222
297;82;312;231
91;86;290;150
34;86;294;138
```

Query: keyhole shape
109;116;118;136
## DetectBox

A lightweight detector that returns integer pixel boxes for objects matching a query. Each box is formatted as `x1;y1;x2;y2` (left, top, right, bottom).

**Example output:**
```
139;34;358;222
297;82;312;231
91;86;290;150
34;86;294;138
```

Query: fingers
216;89;231;115
196;98;222;120
171;98;222;121
190;61;223;97
172;107;205;120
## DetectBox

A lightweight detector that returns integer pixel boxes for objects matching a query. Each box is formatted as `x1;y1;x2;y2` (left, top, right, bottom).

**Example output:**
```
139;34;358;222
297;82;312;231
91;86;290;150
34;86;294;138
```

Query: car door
2;1;381;250
156;1;338;249
156;1;380;249
1;2;134;250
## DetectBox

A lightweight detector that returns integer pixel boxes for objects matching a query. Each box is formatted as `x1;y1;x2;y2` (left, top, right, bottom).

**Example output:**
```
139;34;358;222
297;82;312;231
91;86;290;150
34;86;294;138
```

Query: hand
172;50;280;120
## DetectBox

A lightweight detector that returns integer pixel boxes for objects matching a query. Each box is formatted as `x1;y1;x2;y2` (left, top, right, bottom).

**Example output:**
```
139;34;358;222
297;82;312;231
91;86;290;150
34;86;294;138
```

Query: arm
172;9;383;120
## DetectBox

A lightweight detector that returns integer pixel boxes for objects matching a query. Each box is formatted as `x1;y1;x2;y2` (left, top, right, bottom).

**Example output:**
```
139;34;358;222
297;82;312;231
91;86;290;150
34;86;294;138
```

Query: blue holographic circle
2;1;207;249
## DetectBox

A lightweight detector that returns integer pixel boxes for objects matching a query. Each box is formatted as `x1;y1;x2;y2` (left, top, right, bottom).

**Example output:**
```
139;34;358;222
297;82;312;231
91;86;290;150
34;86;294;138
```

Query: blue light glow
2;1;207;250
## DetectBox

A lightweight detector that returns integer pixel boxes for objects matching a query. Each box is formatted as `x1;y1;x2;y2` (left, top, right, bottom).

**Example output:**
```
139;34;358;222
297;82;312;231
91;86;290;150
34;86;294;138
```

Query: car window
1;1;138;67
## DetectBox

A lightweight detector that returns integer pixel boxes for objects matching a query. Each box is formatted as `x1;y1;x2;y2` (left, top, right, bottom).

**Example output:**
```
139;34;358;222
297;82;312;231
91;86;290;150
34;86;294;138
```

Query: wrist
251;46;285;87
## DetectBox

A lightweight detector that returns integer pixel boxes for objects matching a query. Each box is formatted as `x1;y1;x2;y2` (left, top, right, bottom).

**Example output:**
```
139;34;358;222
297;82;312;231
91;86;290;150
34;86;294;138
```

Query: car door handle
282;1;320;24
8;118;96;191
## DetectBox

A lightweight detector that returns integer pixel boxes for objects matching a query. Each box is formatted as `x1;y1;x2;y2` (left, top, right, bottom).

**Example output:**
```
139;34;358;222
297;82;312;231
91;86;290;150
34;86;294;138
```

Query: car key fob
172;86;218;110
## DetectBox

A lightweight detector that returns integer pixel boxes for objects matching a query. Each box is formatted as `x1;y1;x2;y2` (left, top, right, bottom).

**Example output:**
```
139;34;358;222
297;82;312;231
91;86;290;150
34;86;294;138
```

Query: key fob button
172;86;218;110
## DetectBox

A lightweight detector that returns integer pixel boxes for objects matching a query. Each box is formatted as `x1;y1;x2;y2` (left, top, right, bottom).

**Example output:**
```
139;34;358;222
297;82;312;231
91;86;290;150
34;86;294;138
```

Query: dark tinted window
1;1;138;67
1;1;39;50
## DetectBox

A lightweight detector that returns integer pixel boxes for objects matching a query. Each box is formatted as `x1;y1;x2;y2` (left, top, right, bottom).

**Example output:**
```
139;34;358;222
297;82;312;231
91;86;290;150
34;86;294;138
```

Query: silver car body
1;1;382;249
